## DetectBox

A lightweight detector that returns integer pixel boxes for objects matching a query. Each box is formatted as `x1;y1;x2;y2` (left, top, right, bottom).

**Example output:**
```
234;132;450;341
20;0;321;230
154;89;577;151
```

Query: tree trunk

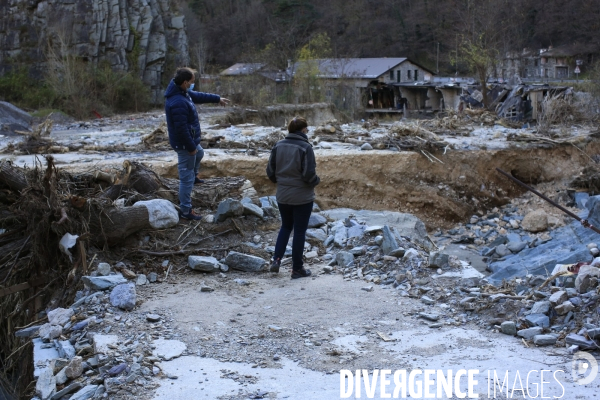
0;161;28;192
86;203;151;245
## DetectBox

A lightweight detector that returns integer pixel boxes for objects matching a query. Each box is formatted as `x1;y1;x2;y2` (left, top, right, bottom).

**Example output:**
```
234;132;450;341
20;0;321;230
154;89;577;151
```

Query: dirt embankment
161;140;600;230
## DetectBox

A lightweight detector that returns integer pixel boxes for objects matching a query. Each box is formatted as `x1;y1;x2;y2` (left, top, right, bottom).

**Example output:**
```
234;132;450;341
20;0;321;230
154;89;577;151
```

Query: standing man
164;67;229;220
266;116;320;279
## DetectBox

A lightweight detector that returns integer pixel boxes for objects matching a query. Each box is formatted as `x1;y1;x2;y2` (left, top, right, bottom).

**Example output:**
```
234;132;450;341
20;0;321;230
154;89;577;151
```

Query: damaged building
287;57;435;114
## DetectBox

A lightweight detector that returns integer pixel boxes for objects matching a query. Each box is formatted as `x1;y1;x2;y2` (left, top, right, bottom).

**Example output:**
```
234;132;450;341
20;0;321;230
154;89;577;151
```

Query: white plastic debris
59;233;79;262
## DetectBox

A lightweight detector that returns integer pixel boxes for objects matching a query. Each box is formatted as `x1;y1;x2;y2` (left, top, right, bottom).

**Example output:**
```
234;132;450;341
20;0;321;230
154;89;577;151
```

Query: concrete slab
32;338;59;378
152;339;187;361
152;357;339;400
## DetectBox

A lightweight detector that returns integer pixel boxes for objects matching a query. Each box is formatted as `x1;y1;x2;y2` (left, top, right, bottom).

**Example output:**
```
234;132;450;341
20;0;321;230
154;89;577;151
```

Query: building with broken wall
500;45;599;81
286;58;435;114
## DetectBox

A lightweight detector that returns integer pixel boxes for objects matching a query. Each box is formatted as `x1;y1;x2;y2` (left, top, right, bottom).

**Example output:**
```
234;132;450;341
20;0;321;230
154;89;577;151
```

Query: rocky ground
3;106;600;399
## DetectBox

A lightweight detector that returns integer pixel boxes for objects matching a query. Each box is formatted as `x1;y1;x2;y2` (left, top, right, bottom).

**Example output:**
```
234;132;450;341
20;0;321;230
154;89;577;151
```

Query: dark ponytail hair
173;67;196;85
288;116;308;133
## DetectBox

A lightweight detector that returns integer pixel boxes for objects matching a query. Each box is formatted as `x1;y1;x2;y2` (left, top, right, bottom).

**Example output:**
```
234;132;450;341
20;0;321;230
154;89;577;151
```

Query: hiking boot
194;178;205;184
291;268;311;279
269;258;281;273
179;209;203;221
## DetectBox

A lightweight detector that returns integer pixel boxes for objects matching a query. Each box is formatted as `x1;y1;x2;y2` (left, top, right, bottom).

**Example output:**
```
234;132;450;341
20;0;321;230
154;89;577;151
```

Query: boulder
549;290;567;305
521;209;548;232
517;327;543;340
0;101;32;135
429;252;449;268
224;251;266;272
215;198;244;222
575;265;600;293
381;225;399;256
47;307;74;327
188;255;220;272
308;214;327;228
335;251;355;268
132;199;178;229
242;203;264;218
109;283;136;311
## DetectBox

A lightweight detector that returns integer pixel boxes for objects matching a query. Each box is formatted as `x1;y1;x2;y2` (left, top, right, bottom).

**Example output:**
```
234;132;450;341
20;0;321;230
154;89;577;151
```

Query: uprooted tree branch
0;156;255;397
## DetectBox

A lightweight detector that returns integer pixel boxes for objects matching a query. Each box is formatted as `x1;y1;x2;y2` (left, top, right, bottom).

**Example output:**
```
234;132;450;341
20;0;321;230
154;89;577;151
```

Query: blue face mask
188;83;195;91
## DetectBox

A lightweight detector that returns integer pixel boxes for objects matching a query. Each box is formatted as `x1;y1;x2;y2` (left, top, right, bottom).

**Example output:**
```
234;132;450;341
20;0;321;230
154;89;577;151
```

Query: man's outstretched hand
219;97;230;106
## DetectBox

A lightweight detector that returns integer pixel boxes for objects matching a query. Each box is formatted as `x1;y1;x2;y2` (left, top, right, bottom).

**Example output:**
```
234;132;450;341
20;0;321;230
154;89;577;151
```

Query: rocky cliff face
0;0;189;103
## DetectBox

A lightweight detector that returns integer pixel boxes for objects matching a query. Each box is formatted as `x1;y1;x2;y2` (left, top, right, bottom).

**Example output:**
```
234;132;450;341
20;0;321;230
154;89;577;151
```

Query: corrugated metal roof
220;63;265;76
290;58;408;78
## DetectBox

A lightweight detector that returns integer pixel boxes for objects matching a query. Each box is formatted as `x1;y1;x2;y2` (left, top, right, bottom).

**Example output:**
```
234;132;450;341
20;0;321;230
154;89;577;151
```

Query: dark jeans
274;201;313;271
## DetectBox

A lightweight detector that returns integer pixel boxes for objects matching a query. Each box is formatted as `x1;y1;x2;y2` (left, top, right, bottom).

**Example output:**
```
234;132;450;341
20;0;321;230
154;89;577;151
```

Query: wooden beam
0;278;46;298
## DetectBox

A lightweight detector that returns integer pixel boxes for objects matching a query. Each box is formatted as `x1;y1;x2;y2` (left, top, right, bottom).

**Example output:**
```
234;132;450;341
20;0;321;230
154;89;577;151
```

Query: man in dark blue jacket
165;67;229;220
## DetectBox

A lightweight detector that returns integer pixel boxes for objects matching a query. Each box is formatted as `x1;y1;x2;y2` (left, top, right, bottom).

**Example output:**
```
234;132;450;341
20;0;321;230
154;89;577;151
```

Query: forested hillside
181;0;600;73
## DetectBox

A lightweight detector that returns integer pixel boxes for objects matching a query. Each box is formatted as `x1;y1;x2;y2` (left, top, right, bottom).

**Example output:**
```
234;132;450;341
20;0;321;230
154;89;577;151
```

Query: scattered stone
495;244;511;257
418;313;439;321
56;340;76;360
64;356;83;379
530;301;551;315
500;321;517;335
381;226;399;255
575;265;600;293
587;328;600;340
36;367;56;400
361;286;373;292
403;248;419;260
565;333;598;350
242;202;264;218
322;266;333;274
308;214;327;228
517;327;543;340
336;251;355;268
506;241;527;253
421;296;435;305
109;283;137;311
82;274;127;291
549;290;568;305
107;363;128;376
148;272;158;283
50;382;83;400
224;251;266;272
215;198;244;222
533;335;557;346
47;308;74;327
360;143;373;150
39;324;62;341
524;314;550;328
136;274;148;285
428;252;449;268
188;255;220;272
69;384;99;400
146;314;161;322
97;262;111;276
521;209;549;232
200;285;214;292
554;301;575;315
15;325;41;338
153;339;187;361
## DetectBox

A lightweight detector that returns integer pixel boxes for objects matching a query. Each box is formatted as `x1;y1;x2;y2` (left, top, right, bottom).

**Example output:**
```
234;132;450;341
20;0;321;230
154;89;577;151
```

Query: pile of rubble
18;262;168;400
